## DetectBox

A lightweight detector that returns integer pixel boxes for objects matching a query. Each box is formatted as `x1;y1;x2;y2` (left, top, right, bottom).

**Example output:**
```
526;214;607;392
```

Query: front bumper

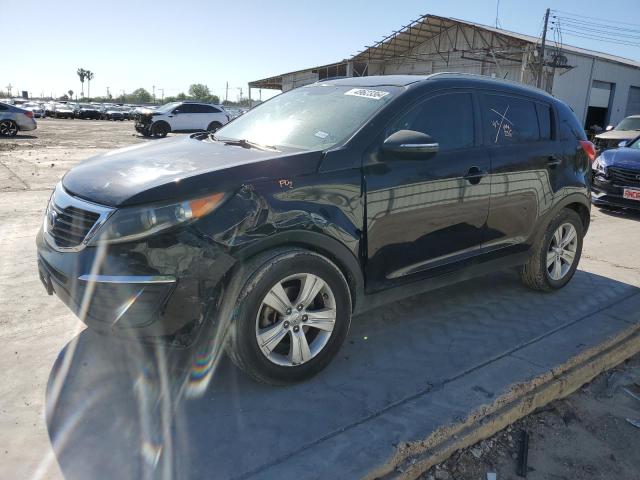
36;226;235;338
591;177;640;210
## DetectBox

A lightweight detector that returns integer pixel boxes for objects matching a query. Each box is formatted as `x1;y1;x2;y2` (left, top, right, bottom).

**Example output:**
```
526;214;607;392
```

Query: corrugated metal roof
249;14;640;90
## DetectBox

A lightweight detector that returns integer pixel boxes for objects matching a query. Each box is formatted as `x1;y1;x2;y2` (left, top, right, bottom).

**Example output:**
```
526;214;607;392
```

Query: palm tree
68;89;74;100
77;68;86;98
85;71;94;100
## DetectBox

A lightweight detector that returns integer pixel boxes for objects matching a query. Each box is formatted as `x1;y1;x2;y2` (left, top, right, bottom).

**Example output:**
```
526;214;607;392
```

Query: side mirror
172;110;180;115
605;125;614;131
618;140;628;148
382;130;439;159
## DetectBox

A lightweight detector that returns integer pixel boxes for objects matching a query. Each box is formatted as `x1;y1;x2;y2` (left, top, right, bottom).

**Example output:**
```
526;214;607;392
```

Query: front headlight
88;192;225;245
592;157;607;175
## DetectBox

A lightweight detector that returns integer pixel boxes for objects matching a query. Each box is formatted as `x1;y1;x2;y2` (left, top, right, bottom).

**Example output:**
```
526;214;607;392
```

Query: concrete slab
43;272;640;480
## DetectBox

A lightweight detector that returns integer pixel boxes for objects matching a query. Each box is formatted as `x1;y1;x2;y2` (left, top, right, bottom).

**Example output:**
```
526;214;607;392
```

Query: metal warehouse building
249;14;640;129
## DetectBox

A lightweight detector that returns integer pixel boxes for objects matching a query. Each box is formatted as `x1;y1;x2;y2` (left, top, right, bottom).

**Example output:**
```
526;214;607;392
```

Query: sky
2;0;639;102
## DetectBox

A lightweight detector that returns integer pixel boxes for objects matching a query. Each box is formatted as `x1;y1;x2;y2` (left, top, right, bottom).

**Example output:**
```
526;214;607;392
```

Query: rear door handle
463;166;488;185
547;155;561;167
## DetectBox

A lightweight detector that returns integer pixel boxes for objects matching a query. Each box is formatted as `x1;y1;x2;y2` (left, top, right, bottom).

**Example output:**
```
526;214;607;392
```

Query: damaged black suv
36;74;593;384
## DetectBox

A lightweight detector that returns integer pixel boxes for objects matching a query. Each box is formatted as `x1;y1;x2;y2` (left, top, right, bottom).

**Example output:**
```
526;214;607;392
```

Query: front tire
226;249;352;385
151;121;170;138
521;208;584;291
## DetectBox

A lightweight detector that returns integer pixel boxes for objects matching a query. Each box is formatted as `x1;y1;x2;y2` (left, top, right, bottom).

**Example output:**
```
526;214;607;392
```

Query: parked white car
134;101;230;137
21;102;46;118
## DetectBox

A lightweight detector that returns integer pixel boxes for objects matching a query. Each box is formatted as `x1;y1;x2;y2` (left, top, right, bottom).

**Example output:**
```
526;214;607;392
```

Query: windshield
627;137;640;149
615;117;640;131
214;84;398;150
155;102;180;114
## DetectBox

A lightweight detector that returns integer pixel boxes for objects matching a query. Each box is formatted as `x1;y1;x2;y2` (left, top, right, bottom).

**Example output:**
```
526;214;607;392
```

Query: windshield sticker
490;106;515;143
314;131;329;139
344;88;390;100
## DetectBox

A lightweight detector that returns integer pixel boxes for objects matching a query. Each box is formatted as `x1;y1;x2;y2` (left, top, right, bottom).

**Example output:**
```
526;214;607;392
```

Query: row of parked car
18;101;140;121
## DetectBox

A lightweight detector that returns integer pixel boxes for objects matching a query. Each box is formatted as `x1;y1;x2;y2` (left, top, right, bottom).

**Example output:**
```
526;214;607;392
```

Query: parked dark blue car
592;136;640;210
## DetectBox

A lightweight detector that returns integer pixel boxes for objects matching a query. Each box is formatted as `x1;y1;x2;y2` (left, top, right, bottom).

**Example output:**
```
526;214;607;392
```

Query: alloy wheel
0;121;18;137
547;222;578;281
255;273;336;367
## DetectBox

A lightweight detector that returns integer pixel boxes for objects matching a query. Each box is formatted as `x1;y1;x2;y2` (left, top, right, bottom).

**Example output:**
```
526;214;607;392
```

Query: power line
553;17;640;36
551;10;640;28
552;23;640;41
559;29;640;48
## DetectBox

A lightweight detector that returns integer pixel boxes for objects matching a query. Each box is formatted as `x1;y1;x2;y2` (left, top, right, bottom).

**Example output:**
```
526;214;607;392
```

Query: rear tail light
579;140;596;162
24;110;34;119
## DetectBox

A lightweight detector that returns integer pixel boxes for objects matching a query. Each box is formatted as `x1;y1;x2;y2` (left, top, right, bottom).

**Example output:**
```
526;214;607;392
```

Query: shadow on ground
45;269;639;479
594;205;640;222
0;134;38;140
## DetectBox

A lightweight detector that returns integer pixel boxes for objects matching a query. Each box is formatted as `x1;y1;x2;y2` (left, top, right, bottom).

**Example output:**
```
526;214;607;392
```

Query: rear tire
225;248;352;385
151;121;170;138
521;208;583;291
0;120;18;137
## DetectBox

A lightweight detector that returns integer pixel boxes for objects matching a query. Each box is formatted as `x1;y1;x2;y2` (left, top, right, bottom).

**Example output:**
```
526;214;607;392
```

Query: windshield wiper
210;134;279;152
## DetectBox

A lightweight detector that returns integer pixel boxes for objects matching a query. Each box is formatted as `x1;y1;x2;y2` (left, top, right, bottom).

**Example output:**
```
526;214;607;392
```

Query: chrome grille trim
43;183;115;252
609;166;640;186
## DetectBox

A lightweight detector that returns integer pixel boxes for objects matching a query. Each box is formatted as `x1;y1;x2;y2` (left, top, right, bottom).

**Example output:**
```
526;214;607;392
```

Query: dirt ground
421;354;640;480
1;119;640;479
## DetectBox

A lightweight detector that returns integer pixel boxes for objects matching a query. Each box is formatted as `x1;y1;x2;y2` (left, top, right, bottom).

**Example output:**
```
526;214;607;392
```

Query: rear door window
483;94;540;144
175;104;197;114
198;105;221;113
386;92;475;151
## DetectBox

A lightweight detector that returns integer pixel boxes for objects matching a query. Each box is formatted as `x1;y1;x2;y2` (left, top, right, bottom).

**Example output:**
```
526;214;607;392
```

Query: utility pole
537;8;550;89
106;86;110;99
225;82;229;102
159;88;164;103
152;85;156;103
6;84;12;97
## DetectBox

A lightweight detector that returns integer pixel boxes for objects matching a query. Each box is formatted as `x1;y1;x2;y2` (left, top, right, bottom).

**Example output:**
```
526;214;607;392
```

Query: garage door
626;86;640;116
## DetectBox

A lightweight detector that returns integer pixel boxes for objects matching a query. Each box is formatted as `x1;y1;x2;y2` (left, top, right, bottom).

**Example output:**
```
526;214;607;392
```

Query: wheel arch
564;201;590;234
207;120;223;131
152;119;171;132
528;193;591;251
233;231;364;312
554;193;591;234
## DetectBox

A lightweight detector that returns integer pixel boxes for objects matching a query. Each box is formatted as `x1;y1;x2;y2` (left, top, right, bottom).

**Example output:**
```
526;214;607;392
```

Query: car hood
595;130;639;140
599;147;640;170
62;135;323;207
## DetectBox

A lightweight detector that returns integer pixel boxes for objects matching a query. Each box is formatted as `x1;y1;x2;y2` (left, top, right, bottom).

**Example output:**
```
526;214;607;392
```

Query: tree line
63;80;222;105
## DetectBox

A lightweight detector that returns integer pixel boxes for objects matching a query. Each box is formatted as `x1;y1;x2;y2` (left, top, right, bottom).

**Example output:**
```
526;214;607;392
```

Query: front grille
609;166;640;187
49;203;100;248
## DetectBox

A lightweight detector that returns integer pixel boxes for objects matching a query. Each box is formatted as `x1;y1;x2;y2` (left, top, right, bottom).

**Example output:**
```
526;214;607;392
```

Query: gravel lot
1;118;639;479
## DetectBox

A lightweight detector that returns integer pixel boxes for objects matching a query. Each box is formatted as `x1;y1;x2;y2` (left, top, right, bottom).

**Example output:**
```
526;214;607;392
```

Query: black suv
36;74;593;384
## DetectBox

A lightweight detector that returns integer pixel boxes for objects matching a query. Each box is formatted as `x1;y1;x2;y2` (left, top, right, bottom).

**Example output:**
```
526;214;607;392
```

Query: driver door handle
463;166;488;185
